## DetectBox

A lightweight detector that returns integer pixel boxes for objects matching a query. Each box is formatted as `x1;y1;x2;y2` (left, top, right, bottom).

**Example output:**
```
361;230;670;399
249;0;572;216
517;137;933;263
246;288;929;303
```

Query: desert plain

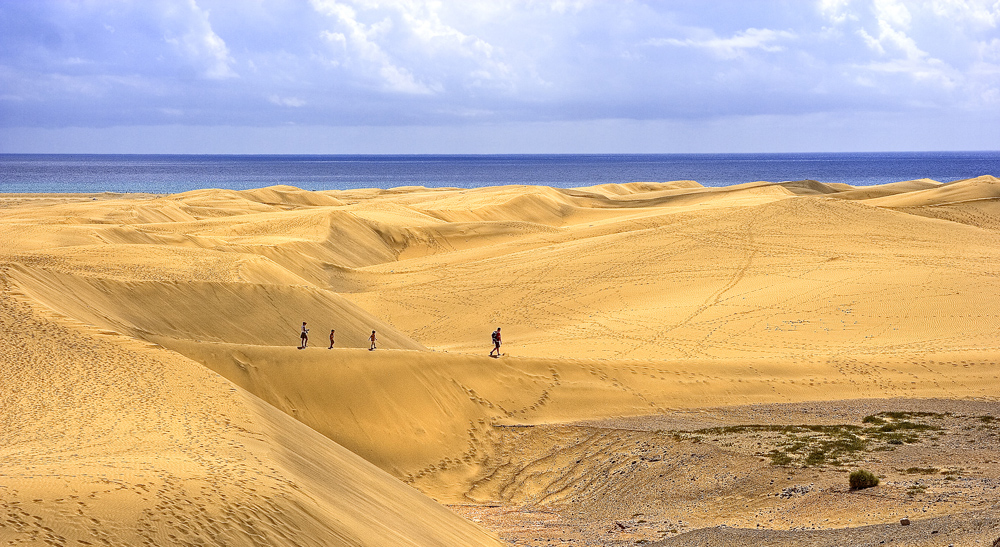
1;176;1000;546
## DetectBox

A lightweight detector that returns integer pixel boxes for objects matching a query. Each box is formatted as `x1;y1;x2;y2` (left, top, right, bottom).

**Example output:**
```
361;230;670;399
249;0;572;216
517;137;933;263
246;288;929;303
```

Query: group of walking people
299;322;377;350
298;321;502;356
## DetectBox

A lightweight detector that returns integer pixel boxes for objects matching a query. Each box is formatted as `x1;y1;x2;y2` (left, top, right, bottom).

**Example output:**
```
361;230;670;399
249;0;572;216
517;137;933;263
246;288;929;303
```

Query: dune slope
347;194;1000;360
0;277;500;546
865;175;1000;231
157;339;1000;503
9;264;423;350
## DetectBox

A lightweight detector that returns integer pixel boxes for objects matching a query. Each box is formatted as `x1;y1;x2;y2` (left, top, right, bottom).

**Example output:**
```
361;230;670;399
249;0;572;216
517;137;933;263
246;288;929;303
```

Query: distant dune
2;176;999;546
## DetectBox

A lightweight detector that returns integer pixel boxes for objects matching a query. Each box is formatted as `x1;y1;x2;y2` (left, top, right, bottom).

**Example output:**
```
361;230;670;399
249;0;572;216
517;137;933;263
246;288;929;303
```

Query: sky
0;0;998;154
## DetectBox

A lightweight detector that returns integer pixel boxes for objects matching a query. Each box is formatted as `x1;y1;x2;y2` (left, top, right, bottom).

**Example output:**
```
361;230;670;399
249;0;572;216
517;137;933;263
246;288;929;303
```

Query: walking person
490;327;502;357
369;330;377;351
299;322;309;349
328;329;335;349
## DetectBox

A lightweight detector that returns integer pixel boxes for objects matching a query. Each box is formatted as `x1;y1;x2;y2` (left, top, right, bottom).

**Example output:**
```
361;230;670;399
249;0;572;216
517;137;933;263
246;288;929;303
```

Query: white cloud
856;17;923;59
822;0;1000;28
979;37;1000;61
310;0;519;94
546;0;594;15
268;95;306;107
311;0;435;94
928;0;1000;28
164;0;237;80
873;0;912;28
817;1;967;92
818;0;857;23
648;28;797;59
865;58;958;89
396;2;514;86
2;0;998;147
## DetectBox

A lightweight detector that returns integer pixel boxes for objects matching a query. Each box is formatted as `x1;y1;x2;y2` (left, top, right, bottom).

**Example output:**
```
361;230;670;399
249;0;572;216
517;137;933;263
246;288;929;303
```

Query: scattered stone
779;484;813;498
900;517;910;526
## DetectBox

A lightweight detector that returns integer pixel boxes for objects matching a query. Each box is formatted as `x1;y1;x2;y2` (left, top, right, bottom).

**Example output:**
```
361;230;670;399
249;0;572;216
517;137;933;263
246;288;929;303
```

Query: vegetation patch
879;411;949;420
901;467;938;475
676;411;944;468
849;469;879;490
767;450;793;466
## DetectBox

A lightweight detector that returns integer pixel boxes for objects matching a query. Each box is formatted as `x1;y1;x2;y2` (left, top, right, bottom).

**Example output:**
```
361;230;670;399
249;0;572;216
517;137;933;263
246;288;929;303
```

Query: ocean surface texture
1;152;998;194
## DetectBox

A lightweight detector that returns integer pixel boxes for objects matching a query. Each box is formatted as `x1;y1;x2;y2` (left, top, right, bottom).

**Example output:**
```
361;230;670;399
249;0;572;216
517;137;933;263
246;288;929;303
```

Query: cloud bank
0;0;997;152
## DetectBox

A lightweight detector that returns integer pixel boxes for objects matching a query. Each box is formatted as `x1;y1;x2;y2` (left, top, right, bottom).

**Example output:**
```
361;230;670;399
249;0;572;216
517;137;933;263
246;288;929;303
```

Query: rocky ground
451;398;1000;546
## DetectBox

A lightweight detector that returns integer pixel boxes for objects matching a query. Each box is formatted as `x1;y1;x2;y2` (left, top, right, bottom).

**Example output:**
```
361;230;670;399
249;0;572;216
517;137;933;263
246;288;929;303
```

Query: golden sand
1;176;998;545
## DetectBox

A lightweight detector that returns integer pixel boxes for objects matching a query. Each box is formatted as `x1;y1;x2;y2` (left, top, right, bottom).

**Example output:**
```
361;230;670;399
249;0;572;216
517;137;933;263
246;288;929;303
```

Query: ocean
1;152;998;194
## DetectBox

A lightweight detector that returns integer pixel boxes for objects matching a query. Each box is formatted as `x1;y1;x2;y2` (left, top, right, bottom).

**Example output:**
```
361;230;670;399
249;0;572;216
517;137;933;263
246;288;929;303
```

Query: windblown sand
2;177;999;546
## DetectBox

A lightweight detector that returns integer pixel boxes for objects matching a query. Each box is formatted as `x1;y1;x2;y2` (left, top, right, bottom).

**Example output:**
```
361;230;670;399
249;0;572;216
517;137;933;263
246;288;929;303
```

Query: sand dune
862;175;1000;231
152;340;1000;503
570;180;703;197
2;177;999;545
0;280;500;547
773;179;852;195
347;195;1000;360
9;265;423;350
866;175;1000;208
829;178;941;200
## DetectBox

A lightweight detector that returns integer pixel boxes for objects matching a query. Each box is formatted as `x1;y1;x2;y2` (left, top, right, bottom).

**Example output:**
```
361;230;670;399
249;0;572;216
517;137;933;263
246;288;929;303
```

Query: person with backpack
490;327;501;357
299;322;309;349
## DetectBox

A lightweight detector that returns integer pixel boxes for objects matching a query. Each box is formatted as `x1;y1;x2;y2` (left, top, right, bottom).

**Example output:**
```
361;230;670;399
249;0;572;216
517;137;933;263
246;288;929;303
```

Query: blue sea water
0;152;998;194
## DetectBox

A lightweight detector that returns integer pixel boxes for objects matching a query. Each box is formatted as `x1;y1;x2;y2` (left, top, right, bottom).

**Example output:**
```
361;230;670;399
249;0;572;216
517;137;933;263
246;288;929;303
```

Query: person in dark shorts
369;330;377;351
328;329;335;349
300;322;309;349
490;327;501;357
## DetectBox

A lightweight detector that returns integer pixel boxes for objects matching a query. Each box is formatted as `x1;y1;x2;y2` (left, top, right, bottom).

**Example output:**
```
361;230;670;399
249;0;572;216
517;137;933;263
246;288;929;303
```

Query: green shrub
805;450;826;465
903;467;937;475
768;450;792;466
849;469;879;490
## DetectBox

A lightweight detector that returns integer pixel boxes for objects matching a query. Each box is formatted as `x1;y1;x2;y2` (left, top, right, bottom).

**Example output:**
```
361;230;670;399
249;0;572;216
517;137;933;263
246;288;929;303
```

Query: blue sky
1;0;998;153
